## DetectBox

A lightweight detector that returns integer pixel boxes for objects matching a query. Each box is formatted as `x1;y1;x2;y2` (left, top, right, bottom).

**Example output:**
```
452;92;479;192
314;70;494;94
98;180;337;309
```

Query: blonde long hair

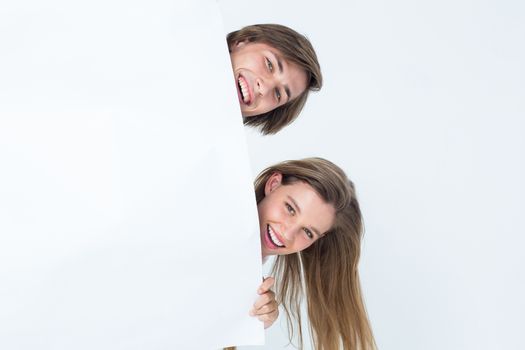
227;24;322;135
224;158;375;350
255;158;376;350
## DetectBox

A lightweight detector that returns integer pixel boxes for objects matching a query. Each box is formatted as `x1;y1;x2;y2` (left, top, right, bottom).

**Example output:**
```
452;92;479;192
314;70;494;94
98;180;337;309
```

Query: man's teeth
268;225;284;247
238;77;250;103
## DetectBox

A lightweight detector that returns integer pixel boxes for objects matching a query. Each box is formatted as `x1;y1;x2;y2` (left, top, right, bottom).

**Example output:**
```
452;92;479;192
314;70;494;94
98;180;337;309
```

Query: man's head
227;24;322;134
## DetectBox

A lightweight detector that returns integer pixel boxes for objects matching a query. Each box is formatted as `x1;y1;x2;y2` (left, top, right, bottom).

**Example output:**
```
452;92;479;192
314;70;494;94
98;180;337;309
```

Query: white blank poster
0;1;263;349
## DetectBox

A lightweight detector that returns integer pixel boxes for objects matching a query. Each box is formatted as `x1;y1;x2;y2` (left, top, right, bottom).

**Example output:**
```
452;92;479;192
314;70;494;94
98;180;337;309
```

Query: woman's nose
281;223;300;243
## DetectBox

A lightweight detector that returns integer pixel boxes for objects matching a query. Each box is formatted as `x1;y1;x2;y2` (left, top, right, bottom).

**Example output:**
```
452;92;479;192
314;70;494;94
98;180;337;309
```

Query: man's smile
237;74;253;105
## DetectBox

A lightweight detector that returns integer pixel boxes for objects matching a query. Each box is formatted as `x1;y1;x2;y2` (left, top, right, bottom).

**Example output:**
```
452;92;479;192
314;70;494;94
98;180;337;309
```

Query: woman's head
255;158;375;350
227;24;322;134
254;158;362;259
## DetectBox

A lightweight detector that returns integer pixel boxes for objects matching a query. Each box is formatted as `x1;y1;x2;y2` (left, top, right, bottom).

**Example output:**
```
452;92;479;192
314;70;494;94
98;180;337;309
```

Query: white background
0;1;263;349
219;0;525;349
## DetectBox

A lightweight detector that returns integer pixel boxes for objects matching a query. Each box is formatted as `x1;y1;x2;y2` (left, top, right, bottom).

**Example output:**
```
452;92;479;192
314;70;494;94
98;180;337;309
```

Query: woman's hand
250;277;279;329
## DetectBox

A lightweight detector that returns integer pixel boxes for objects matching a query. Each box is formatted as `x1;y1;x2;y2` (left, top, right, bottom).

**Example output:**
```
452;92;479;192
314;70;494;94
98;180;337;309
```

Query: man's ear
264;172;283;196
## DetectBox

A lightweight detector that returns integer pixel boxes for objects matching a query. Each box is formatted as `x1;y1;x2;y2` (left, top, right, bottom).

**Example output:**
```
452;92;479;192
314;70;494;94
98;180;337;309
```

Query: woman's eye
285;203;295;215
266;57;273;72
304;228;314;239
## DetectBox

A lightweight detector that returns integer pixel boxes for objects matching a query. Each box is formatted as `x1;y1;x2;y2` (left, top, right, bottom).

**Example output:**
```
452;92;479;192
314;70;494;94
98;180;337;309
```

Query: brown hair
227;24;322;135
254;158;376;350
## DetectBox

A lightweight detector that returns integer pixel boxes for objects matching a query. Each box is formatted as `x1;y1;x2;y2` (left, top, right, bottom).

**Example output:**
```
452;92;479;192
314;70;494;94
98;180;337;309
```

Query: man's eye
275;88;281;102
304;228;314;239
285;203;295;215
266;57;273;72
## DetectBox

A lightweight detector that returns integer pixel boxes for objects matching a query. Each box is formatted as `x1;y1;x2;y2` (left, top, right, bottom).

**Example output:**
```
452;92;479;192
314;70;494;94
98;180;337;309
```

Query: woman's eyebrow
310;227;322;237
287;195;301;214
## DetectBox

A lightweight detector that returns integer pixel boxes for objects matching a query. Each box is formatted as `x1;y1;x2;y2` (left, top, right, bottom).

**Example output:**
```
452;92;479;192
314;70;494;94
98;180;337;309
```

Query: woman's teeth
238;77;250;103
268;225;285;247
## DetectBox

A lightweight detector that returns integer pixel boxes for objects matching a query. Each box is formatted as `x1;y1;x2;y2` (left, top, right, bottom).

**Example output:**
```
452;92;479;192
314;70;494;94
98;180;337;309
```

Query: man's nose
256;76;277;97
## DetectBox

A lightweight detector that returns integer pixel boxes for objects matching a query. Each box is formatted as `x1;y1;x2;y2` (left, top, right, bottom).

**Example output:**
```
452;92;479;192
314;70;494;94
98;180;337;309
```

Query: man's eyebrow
284;86;291;101
288;195;322;237
275;54;291;101
276;55;284;73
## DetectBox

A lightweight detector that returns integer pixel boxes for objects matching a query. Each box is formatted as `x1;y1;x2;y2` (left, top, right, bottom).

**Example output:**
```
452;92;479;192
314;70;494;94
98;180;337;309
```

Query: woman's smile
265;224;286;249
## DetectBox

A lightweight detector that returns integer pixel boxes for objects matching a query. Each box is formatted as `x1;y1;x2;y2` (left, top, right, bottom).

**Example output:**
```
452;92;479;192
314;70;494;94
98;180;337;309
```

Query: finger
252;301;278;316
253;290;276;310
258;276;275;294
264;319;276;329
264;312;278;329
250;292;277;315
257;309;279;323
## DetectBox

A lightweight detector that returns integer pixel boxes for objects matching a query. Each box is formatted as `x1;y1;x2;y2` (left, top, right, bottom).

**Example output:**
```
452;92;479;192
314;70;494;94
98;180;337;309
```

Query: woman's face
230;41;308;117
257;173;336;258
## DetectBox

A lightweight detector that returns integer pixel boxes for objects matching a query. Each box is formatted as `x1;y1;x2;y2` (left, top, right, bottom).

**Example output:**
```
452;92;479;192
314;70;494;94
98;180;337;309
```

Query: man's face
230;42;308;117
